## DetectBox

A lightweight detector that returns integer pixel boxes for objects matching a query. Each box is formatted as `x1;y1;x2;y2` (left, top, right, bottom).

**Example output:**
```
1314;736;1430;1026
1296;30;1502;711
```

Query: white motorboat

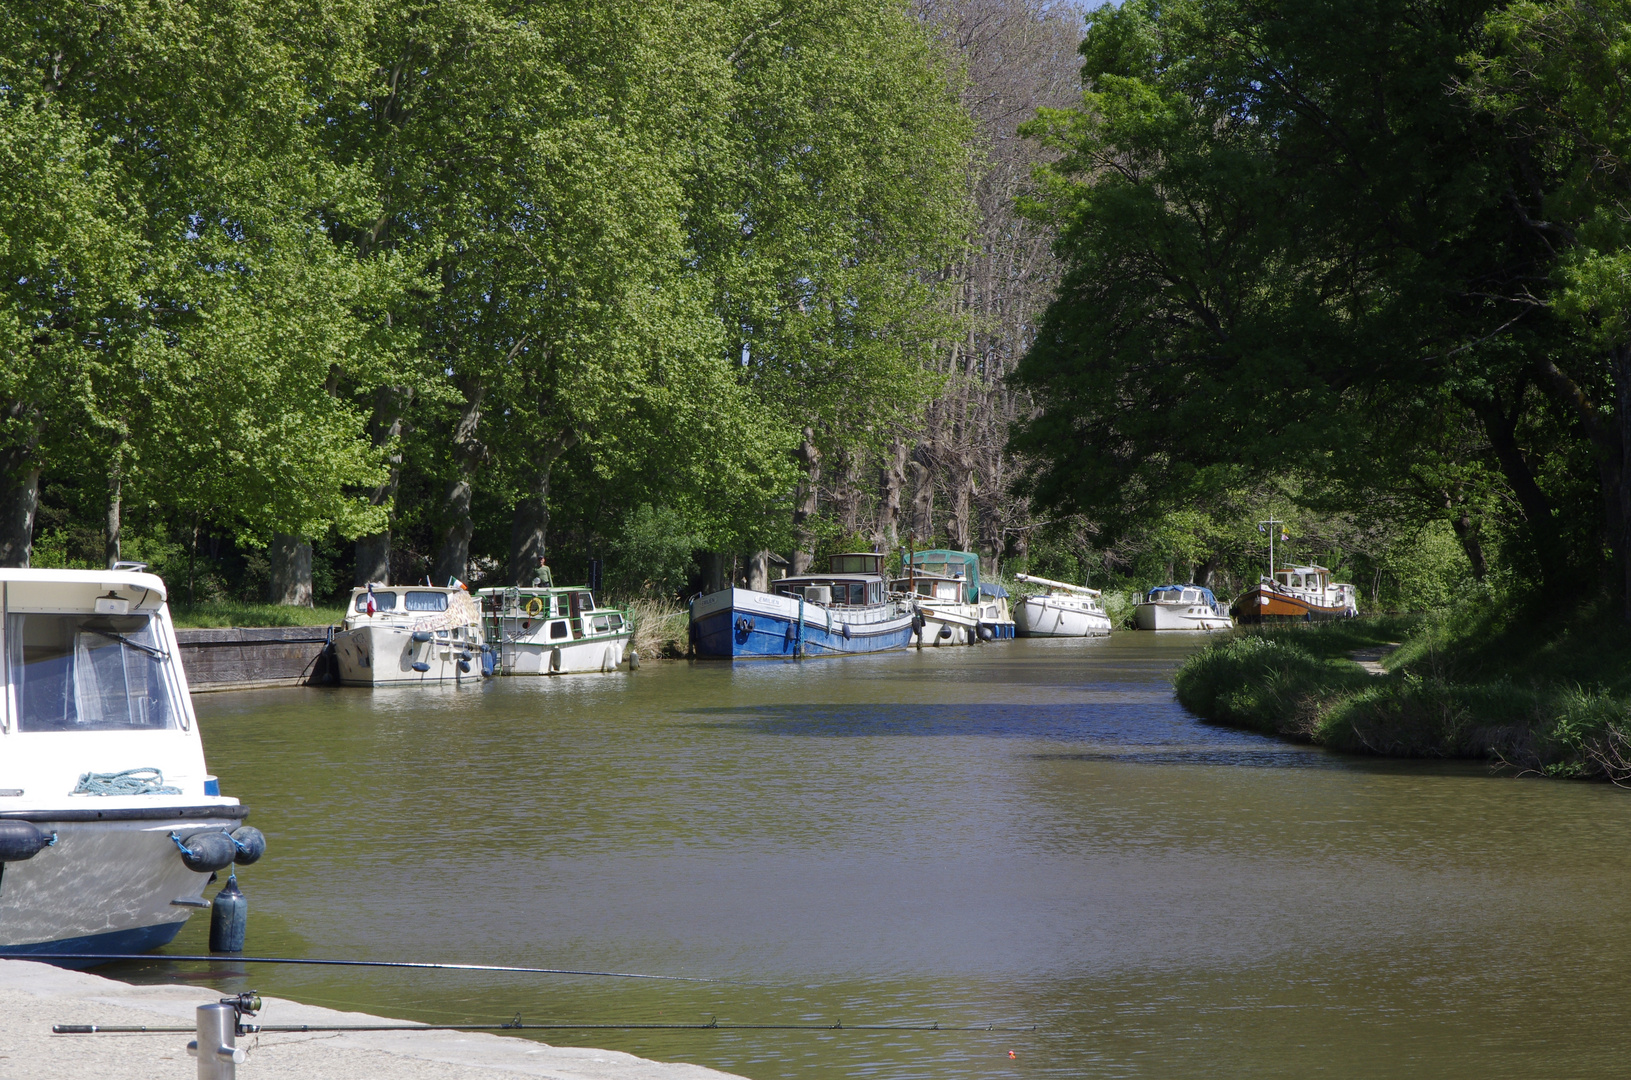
1013;574;1113;637
1133;584;1233;631
901;549;1016;642
0;567;264;959
332;584;489;686
892;572;980;646
477;570;633;675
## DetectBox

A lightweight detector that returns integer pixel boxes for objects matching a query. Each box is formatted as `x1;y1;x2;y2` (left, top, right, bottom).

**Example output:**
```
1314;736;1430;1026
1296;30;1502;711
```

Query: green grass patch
170;602;348;628
1175;604;1631;779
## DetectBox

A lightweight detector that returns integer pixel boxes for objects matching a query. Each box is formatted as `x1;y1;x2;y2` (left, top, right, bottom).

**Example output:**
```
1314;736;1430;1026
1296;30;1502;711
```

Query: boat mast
1258;516;1283;583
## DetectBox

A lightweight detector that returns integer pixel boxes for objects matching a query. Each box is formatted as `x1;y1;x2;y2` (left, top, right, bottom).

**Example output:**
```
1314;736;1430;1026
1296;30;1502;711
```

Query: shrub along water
1174;601;1631;781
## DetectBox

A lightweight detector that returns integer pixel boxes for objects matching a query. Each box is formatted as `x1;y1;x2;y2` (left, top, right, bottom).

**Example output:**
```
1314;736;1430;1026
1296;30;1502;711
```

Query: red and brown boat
1232;564;1358;624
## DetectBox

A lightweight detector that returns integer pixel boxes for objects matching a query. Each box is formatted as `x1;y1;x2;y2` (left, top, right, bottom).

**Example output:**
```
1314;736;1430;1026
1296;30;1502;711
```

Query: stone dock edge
0;959;747;1080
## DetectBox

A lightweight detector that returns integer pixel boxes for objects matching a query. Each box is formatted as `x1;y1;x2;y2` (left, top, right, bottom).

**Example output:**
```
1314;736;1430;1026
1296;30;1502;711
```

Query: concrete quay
0;960;745;1080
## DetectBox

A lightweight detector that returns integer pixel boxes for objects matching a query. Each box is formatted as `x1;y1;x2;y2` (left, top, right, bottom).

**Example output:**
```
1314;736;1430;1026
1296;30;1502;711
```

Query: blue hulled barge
690;553;916;659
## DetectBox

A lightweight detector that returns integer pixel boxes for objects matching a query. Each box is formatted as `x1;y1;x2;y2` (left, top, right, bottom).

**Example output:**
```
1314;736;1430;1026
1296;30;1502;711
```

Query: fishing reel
221;991;262;1034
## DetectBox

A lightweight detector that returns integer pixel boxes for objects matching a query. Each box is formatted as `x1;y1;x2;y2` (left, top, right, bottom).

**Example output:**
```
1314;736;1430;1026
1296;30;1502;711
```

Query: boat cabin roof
1146;583;1219;605
908;549;979;581
1277;564;1330;575
0;567;169;606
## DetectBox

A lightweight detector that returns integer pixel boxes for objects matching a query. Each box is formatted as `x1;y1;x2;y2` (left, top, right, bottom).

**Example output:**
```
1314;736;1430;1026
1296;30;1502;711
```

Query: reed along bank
1174;599;1631;781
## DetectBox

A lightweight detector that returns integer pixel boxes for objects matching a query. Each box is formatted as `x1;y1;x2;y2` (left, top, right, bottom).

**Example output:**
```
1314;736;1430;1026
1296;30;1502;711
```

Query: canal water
123;635;1631;1077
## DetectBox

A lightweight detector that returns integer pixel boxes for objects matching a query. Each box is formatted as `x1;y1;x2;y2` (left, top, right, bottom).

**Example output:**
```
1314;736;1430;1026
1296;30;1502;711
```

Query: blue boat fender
842;623;851;639
0;821;54;862
481;646;496;676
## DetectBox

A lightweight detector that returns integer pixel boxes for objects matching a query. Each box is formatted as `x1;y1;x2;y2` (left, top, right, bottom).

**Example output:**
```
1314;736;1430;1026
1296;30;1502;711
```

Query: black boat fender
0;821;55;862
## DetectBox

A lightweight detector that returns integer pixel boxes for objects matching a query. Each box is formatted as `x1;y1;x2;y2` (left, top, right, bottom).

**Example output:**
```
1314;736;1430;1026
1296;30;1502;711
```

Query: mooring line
0;953;704;982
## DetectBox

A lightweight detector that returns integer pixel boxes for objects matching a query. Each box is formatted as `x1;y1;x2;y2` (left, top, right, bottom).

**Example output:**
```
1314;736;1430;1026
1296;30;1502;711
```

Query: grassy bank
622;598;689;659
1174;600;1631;780
170;601;348;628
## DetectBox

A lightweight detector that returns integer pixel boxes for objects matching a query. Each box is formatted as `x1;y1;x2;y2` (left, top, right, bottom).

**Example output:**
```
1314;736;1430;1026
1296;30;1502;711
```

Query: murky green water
115;635;1631;1077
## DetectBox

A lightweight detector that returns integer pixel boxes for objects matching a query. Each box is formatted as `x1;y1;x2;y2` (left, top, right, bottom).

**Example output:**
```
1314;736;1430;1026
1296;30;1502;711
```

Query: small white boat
1133;584;1233;631
0;567;263;959
477;570;633;675
1013;574;1113;637
902;549;1016;642
332;584;488;686
892;572;980;646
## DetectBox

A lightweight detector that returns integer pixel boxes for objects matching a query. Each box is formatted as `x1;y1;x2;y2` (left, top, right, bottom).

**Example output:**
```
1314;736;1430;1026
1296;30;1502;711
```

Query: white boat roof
351;584;467;594
0;567;168;603
1276;565;1330;574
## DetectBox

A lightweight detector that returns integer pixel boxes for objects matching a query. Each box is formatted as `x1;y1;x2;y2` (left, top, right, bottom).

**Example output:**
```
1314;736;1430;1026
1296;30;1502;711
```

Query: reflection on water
106;634;1631;1077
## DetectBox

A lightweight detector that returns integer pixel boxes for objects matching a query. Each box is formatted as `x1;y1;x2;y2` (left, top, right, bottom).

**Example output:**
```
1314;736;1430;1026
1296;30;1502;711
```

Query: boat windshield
7;612;179;732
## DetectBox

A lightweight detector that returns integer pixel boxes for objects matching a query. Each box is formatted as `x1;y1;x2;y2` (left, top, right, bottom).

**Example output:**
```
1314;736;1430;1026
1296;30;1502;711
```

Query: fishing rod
56;1018;1038;1034
1;953;703;982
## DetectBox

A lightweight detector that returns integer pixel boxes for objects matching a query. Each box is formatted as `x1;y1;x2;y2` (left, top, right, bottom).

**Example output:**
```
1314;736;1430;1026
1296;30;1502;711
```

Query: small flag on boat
365;582;376;616
1280;528;1290;541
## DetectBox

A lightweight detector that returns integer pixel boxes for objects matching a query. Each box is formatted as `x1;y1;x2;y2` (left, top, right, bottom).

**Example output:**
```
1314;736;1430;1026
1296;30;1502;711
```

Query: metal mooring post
187;1002;245;1080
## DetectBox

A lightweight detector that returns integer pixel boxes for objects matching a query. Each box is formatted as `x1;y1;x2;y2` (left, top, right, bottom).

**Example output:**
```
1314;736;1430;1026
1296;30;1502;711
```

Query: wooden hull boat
1231;565;1358;624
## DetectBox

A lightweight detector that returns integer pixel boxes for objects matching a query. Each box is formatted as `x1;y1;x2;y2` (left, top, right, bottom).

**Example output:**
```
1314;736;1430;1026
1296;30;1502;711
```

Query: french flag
365;582;377;616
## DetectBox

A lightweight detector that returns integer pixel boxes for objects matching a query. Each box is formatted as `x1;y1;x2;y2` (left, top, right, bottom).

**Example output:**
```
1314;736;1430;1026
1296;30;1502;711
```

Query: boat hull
1014;598;1111;637
0;811;239;958
1232;586;1356;624
333;624;483;686
498;626;632;675
1133;602;1233;631
690;589;915;659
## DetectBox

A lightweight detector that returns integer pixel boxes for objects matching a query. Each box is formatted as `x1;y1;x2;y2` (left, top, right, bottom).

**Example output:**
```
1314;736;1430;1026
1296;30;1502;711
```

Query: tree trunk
947;451;975;552
1475;394;1568;594
355;385;413;586
909;446;935;542
1616;344;1631;621
700;551;729;594
878;437;907;547
0;401;41;568
105;446;123;570
792;428;821;574
432;380;486;586
268;534;314;606
748;550;771;591
508;431;578;586
1449;510;1488;582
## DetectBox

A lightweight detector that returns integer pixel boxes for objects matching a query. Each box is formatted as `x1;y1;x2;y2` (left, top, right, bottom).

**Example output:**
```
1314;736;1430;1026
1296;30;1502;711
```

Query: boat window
404;591;449;612
868;583;881;604
936;582;959;600
921;562;947;577
7;613;178;732
355;591;397;612
830;555;879;574
1182;590;1197;603
845;583;865;605
592;615;611;633
607;613;623;631
550;620;570;640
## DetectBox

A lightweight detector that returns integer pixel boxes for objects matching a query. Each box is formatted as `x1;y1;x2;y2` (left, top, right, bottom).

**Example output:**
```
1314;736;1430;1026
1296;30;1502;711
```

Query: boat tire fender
173;830;237;873
735;617;753;636
228;826;267;866
0;821;54;862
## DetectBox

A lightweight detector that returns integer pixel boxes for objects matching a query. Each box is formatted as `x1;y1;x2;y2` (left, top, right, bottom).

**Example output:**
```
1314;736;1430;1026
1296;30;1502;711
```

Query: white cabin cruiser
1013;574;1113;637
1133;584;1233;631
0;568;263;960
892;572;980;646
478;567;633;675
332;583;489;686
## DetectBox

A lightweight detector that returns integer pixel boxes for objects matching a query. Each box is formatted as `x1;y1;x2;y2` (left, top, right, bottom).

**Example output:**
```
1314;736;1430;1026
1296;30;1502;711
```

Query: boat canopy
1146;584;1219;606
978;582;1008;599
908;549;981;602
